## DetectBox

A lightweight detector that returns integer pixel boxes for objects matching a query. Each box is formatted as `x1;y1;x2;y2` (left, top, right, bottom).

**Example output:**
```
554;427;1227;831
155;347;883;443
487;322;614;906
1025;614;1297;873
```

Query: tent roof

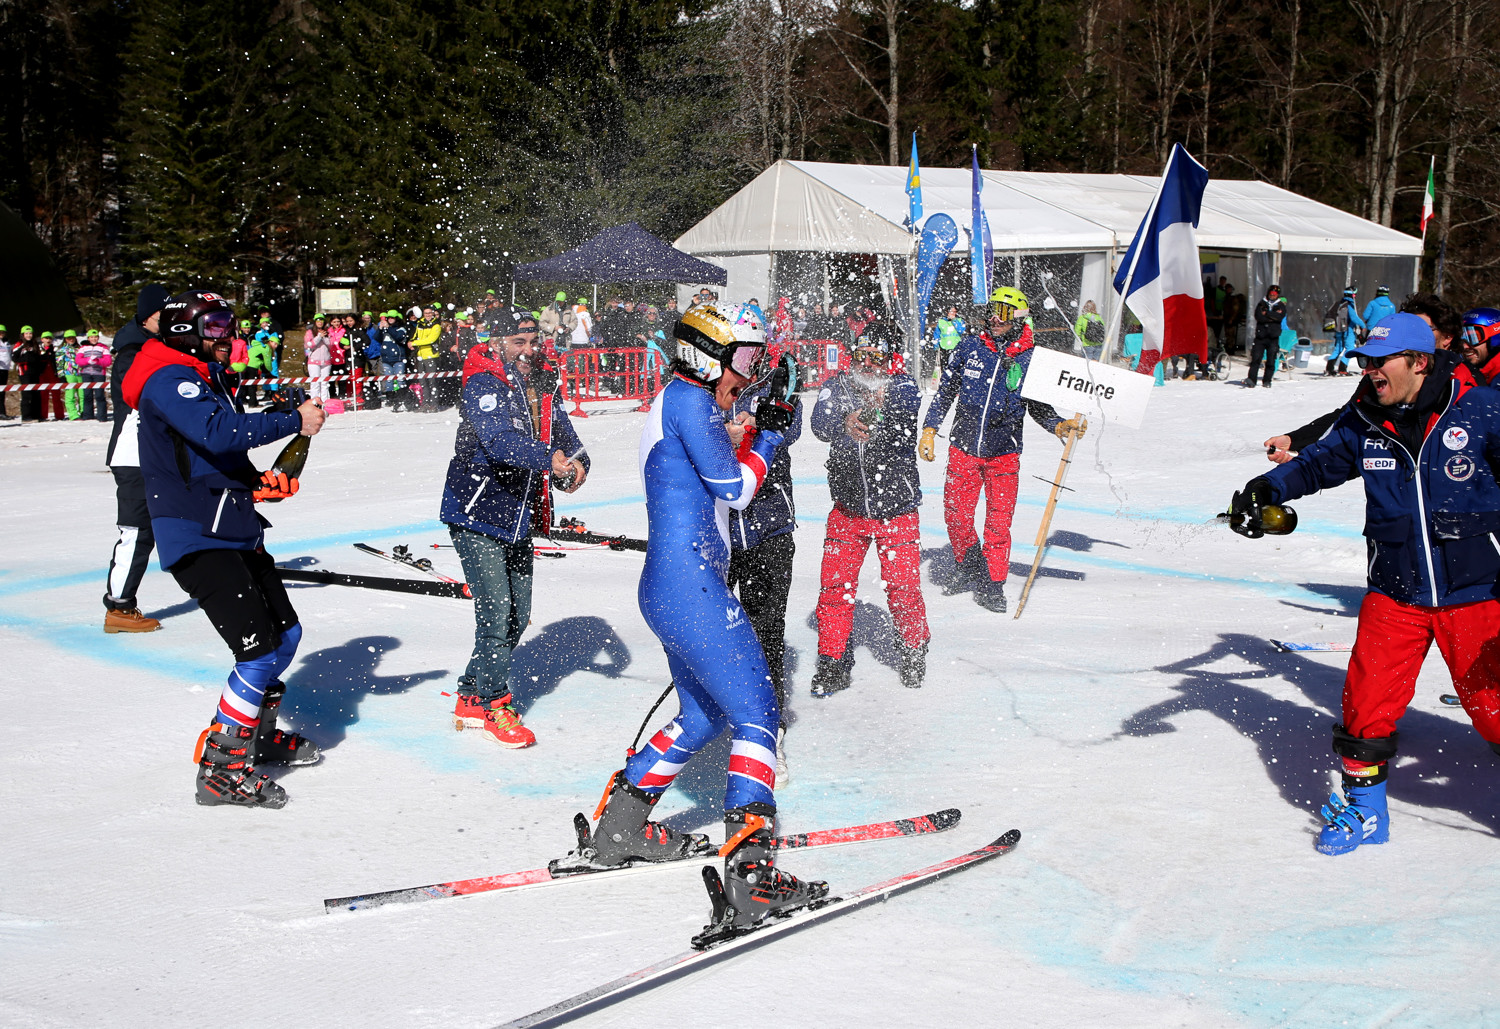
674;161;1423;259
513;222;727;285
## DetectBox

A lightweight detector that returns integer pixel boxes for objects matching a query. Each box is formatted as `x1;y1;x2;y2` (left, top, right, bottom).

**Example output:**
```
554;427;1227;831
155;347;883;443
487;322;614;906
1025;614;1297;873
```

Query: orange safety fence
557;347;665;418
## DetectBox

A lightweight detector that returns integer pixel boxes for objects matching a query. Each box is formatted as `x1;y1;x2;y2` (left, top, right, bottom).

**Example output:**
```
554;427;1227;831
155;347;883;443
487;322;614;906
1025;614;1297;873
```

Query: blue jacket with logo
811;370;922;520
440;365;588;543
1360;295;1397;330
923;324;1062;457
1264;352;1500;608
727;373;803;551
124;341;301;569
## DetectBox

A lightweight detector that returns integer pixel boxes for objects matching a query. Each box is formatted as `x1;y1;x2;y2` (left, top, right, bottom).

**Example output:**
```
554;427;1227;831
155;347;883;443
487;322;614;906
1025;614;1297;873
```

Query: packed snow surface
4;371;1498;1028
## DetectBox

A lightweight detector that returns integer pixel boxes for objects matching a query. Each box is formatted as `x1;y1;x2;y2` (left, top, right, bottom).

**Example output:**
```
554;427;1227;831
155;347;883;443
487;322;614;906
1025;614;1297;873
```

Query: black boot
899;641;927;688
195;723;287;808
974;577;1007;613
943;546;982;596
253;682;321;765
692;806;829;948
810;651;852;697
549;771;713;874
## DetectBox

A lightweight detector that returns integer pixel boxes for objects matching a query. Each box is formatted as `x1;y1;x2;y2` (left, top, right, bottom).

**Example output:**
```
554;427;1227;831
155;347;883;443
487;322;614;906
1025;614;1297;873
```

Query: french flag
1114;144;1210;363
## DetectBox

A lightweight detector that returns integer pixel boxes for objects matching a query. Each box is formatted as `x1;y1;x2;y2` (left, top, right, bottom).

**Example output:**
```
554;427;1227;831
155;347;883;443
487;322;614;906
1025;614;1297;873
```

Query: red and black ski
497;828;1020;1028
323;808;960;913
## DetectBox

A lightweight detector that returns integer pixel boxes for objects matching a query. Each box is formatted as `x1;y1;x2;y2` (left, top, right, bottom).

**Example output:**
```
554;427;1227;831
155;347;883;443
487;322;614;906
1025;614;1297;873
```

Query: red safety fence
557;347;665;418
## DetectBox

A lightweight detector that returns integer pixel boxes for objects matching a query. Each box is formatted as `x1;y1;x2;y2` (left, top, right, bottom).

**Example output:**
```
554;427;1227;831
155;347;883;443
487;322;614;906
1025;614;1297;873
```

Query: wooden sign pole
1013;415;1085;619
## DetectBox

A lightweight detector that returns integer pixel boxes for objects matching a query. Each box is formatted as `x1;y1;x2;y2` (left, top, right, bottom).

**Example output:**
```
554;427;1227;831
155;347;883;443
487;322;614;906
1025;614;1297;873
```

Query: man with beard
440;311;587;749
920;286;1083;614
124;290;326;806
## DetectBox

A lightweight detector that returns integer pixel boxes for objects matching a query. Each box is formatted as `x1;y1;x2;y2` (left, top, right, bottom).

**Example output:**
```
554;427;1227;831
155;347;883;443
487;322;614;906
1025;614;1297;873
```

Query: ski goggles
199;311;236;339
727;343;765;377
1461;324;1499;350
852;346;892;366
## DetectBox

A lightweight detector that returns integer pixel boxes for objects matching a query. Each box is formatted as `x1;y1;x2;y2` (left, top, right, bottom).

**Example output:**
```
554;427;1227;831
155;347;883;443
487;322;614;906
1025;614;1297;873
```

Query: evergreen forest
3;0;1497;320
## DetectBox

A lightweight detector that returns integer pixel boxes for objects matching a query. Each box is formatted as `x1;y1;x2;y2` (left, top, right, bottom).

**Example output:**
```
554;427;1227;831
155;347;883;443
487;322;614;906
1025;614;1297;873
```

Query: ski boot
810;652;852;697
974;577;1007;613
1315;779;1389;855
899;641;927;688
254;682;321;766
692;806;829;948
943;546;982;596
453;690;536;748
549;771;714;875
194;722;287;808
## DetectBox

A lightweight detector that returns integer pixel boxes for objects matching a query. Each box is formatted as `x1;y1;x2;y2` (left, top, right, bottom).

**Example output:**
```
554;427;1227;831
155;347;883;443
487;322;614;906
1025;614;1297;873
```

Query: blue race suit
623;375;785;812
1361;295;1396;331
1329;297;1367;370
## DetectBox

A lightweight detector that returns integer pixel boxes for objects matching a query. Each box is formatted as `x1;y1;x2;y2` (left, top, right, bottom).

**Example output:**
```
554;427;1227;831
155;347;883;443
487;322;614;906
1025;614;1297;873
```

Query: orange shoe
105;607;162;633
482;694;536;749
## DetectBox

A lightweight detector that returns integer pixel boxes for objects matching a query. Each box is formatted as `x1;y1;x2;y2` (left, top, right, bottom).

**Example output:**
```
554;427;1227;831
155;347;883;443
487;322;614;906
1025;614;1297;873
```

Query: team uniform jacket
922;325;1062;458
1264;352;1500;608
811;370;922;520
727;374;803;551
122;340;301;569
439;365;587;543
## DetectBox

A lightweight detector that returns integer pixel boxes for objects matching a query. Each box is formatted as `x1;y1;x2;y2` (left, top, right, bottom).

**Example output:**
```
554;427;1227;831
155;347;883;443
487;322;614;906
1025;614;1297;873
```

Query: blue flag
970;147;992;304
905;132;923;230
916;213;958;338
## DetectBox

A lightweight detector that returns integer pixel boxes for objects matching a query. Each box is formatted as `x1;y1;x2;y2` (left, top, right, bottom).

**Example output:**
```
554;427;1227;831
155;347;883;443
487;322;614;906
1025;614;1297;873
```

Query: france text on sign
1019;346;1154;429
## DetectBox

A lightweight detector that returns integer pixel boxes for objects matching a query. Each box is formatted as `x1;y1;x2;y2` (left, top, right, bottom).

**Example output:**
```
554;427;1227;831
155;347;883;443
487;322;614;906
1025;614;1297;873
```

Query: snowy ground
4;369;1499;1029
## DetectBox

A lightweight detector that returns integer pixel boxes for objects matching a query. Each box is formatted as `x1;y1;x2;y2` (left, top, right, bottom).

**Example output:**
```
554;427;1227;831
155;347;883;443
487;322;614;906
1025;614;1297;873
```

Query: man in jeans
440;314;588;748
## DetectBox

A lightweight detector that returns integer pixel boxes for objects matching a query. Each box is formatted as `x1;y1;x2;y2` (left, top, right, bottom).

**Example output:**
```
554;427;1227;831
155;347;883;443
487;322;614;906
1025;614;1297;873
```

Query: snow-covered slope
2;371;1496;1028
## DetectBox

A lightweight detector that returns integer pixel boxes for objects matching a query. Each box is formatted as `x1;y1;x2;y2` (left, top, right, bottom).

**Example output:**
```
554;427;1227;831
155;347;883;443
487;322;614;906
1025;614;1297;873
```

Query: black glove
267;386;309;412
1228;477;1276;539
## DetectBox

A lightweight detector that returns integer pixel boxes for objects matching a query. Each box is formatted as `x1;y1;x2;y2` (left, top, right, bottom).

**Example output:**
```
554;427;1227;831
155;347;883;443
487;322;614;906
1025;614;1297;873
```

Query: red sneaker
452;692;489;731
482;694;536;749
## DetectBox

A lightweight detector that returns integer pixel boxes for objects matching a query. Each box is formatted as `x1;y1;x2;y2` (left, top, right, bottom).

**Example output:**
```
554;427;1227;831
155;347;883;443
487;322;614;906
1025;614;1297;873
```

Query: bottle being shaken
1223;477;1297;538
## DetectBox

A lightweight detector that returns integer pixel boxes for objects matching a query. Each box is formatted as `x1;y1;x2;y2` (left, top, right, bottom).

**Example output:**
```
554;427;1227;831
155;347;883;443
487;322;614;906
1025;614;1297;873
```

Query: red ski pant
943;447;1020;583
816;505;929;656
1344;591;1500;743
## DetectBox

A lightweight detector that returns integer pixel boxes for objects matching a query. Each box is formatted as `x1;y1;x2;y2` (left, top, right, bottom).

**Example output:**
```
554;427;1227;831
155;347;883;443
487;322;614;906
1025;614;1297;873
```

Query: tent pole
593;284;598;309
906;249;920;384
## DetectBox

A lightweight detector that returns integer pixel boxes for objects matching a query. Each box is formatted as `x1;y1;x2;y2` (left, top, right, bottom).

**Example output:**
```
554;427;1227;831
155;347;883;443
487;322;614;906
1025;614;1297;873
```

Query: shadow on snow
1119;631;1500;836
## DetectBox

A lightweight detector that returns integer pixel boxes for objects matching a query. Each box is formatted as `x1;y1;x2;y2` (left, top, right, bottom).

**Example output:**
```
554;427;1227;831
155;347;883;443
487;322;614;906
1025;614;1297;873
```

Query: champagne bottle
1259;503;1297;535
260;434;310;503
271;433;310;478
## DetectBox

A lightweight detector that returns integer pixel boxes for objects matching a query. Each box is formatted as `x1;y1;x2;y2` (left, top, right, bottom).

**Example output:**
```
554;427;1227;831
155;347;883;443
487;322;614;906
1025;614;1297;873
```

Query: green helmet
989;285;1029;321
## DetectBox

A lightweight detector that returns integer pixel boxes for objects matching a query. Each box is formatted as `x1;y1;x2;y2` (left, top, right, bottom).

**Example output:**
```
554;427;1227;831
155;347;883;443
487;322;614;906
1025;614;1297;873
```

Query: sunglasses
1354;351;1412;370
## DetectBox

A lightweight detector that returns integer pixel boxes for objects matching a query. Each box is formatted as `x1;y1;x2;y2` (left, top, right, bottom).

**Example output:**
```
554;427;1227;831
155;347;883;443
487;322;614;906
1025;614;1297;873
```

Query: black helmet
160;290;236;355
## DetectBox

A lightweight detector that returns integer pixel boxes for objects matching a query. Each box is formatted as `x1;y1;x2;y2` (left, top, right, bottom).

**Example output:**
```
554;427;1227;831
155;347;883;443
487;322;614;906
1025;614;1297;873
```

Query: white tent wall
675;160;1425;367
678;254;771;312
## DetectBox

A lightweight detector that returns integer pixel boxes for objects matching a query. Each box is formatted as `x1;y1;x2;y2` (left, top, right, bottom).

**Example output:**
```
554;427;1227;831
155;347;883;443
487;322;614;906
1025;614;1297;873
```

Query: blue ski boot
1315;779;1389;855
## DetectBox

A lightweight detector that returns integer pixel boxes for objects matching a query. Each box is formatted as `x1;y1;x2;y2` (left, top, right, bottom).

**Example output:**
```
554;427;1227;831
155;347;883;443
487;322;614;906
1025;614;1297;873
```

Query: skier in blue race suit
1361;285;1396;333
555;303;826;941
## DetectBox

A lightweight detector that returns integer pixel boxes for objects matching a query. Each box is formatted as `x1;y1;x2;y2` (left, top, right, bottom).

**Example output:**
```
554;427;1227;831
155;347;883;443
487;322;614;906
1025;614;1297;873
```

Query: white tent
674;160;1423;355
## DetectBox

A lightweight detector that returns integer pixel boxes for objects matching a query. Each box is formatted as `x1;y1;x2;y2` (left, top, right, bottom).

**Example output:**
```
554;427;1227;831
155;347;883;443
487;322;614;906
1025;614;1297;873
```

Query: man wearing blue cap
1227;312;1500;855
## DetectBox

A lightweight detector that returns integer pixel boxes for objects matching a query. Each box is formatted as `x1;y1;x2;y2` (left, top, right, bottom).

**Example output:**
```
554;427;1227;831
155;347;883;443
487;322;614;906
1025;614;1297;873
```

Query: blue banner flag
906;132;923;230
970;147;991;304
916;213;958;338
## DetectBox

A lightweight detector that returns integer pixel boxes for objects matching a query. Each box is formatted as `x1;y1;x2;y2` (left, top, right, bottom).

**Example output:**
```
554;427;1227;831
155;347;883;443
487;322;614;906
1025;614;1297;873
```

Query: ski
1270;640;1352;652
547;517;648;553
354;542;472;597
324;808;961;913
496;828;1021;1029
277;566;470;599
